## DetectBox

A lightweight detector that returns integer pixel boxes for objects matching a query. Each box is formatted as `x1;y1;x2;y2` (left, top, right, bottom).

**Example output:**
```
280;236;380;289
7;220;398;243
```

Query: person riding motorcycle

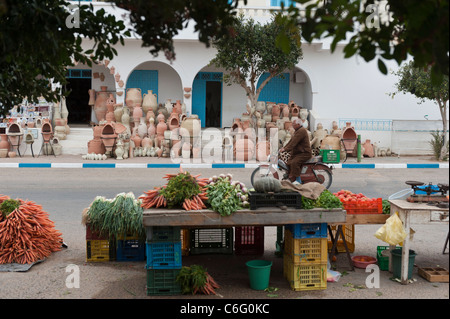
279;118;312;184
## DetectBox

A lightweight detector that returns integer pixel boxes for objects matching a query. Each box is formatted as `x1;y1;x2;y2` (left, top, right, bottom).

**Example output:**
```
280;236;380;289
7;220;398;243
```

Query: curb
0;163;448;169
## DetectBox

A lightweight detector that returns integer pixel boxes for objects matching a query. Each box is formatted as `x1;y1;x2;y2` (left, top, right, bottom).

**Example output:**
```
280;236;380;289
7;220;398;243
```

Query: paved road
0;167;448;305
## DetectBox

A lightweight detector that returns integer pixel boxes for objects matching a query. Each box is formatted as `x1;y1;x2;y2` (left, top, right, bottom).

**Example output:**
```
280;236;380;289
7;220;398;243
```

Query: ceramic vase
148;118;156;138
137;117;147;139
142;90;158;114
125;88;142;111
0;134;10;151
94;87;109;122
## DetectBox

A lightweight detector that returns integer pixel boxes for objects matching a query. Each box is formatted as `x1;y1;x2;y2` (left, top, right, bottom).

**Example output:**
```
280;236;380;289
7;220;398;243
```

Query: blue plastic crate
116;239;146;261
285;223;328;239
146;241;182;269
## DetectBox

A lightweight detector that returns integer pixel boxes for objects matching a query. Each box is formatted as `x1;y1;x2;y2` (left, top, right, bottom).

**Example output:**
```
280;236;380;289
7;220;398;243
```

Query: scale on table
405;181;449;208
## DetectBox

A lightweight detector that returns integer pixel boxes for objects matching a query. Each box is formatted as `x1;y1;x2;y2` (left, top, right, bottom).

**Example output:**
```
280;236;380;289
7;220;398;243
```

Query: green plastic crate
377;245;399;271
320;149;340;163
146;269;181;296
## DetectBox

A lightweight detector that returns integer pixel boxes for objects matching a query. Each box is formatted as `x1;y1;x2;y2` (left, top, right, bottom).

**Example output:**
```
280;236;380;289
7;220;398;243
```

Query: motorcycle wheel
314;169;333;189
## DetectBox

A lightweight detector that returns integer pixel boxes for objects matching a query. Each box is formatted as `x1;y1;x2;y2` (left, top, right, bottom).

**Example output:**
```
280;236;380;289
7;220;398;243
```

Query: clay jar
156;118;167;137
94;87;109;122
271;104;281;118
125;88;142;111
0;134;10;151
147;118;156;137
363;139;375;157
168;112;180;131
234;138;255;161
88;139;106;154
142;90;158;114
133;104;143;127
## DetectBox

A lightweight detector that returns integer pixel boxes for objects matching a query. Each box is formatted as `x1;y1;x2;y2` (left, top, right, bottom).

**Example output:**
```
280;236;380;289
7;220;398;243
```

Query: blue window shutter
271;0;295;6
257;73;290;104
126;70;158;102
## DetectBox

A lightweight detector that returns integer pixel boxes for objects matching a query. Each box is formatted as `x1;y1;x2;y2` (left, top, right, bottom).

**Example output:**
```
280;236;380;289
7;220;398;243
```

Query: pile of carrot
0;195;63;264
140;187;167;208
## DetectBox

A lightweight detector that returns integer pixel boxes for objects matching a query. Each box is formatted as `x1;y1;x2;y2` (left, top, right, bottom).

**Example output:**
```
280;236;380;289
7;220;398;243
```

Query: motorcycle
250;151;333;189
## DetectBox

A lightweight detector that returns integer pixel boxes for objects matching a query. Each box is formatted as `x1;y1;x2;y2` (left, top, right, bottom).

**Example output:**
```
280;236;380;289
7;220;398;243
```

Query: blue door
126;70;159;102
192;72;223;128
257;72;290;104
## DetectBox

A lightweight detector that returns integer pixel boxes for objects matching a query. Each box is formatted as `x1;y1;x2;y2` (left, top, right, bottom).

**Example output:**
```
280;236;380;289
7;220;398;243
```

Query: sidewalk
0;153;448;168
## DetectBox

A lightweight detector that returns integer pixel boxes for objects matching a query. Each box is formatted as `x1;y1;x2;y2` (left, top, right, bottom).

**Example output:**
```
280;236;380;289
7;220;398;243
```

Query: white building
66;0;447;156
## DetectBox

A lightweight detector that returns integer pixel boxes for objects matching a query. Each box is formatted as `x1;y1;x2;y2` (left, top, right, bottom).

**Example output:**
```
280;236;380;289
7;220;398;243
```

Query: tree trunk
438;99;448;161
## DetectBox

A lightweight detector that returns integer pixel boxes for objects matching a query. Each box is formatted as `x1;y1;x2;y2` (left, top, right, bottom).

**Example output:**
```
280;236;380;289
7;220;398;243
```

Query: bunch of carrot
140;168;210;211
0;195;63;264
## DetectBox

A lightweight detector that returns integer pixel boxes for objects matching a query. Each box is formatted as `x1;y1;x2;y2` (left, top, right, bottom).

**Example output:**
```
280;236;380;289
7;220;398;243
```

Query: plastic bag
374;213;407;245
327;259;341;282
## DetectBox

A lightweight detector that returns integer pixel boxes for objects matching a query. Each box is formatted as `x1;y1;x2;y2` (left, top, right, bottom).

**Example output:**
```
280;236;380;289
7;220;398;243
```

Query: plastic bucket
246;260;272;290
391;248;417;280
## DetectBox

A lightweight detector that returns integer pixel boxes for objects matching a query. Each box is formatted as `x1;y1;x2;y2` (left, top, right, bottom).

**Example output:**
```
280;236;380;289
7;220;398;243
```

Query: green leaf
377;58;388;75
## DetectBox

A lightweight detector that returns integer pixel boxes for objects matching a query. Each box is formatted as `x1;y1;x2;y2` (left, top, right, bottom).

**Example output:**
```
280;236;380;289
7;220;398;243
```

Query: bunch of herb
206;175;245;216
382;200;390;214
301;190;343;209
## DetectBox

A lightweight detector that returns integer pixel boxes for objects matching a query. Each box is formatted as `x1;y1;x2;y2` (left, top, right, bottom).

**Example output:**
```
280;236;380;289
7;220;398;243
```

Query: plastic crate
145;241;182;269
190;228;233;255
377;245;401;271
85;224;109;240
116;239;146;261
320;149;340;163
283;258;327;291
343;198;383;214
146;226;181;242
234;226;264;255
146;269;181;296
284;230;328;264
249;192;302;210
327;224;355;253
285;223;327;239
86;239;116;262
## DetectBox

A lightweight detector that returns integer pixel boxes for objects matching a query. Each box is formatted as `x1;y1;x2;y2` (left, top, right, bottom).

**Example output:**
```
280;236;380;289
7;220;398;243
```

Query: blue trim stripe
18;163;51;168
147;163;180;168
212;163;246;168
82;163;116;168
406;163;440;168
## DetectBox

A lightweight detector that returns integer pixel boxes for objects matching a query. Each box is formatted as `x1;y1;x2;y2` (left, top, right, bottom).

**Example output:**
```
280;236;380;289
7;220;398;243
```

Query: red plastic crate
343;198;382;214
86;224;109;240
234;226;264;255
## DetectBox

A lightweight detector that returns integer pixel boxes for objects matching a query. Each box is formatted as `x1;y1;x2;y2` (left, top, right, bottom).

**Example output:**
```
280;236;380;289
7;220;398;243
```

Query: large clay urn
94;87;109;122
106;94;116;113
180;116;201;145
142;90;158;114
133;103;143;127
234;137;255;161
125;88;142;111
281;104;290;118
88;138;106;154
131;133;142;148
0;134;9;151
271;104;281;118
137;117;147;139
156;118;168;137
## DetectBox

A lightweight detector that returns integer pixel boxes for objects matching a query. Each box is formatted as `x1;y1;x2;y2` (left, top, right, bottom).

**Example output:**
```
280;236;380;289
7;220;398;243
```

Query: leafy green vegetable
176;265;208;295
86;193;145;239
382;200;390;214
206;176;246;216
0;199;20;218
301;190;343;209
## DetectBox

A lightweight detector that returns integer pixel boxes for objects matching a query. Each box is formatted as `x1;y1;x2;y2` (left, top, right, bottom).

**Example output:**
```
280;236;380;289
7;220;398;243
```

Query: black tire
314;169;333;189
250;166;280;188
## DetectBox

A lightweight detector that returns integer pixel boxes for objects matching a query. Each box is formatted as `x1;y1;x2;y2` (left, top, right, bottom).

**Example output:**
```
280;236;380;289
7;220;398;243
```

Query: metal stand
328;225;354;270
38;133;56;157
24;141;35;157
7;134;23;157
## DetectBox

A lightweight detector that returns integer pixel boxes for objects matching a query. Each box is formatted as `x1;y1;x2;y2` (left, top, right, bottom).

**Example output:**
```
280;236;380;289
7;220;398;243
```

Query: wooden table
142;207;347;227
389;199;449;284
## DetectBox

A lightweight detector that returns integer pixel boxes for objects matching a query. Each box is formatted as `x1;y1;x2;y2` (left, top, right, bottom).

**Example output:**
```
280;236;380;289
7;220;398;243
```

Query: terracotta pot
168;113;180;131
363;139;375;157
100;123;117;151
137;118;147;139
125;88;142;110
174;100;182;115
156;119;168;137
271;104;281;117
341;123;357;155
114;105;124;123
0;149;7;158
133;104;143;126
0;134;9;150
180;116;201;144
281;104;290;118
93;125;103;140
131;134;141;148
141;136;152;148
8;151;16;158
94;88;109;122
147;118;156;137
88;139;106;154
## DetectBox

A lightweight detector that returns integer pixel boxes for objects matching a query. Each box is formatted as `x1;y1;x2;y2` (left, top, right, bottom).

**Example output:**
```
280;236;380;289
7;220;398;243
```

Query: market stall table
388;199;449;285
142;207;347;228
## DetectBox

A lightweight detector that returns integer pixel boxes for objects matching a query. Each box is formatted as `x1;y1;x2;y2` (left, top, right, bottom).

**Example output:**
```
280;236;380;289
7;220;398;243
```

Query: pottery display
0;134;9;151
